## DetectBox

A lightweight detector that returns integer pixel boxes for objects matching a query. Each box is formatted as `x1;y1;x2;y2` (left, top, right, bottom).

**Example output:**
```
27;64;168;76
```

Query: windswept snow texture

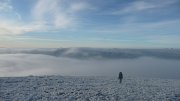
0;75;180;101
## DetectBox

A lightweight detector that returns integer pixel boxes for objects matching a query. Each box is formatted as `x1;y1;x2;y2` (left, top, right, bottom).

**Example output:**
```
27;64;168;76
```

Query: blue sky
0;0;180;48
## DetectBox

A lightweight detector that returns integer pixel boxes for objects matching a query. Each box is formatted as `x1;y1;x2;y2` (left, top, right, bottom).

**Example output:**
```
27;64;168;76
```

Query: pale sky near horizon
0;0;180;48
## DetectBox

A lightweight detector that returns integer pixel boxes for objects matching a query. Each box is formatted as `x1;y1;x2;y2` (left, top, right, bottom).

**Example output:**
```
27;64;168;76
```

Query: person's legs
119;79;122;83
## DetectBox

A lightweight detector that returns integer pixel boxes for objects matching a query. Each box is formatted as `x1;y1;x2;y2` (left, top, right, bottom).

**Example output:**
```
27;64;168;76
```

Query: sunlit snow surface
0;75;180;101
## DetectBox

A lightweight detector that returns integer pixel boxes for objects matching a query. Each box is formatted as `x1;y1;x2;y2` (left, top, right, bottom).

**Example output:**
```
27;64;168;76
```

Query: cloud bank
0;48;180;60
0;48;180;79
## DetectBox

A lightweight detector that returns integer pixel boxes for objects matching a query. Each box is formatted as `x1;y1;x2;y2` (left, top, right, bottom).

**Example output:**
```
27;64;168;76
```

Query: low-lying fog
0;48;180;79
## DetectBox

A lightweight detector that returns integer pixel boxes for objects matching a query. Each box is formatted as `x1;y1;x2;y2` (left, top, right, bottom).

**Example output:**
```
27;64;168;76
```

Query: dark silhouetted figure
118;72;123;83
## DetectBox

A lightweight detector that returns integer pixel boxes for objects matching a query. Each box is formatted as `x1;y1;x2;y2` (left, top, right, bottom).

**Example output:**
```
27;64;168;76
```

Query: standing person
118;72;123;83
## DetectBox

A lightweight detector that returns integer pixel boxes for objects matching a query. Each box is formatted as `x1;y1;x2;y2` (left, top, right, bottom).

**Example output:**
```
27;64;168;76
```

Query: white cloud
0;24;27;35
112;0;178;15
0;0;94;35
0;0;25;35
0;20;48;35
0;0;21;20
0;0;12;12
89;19;180;34
68;2;94;13
54;15;73;28
32;0;93;29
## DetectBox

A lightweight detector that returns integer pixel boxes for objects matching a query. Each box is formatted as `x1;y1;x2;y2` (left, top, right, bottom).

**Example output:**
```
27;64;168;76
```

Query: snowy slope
0;75;180;101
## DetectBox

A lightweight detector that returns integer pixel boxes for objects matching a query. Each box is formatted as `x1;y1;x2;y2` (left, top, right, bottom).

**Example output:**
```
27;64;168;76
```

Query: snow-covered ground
0;75;180;101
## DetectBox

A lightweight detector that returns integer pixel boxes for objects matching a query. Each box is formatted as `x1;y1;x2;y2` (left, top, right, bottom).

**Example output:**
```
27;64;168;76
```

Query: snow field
0;75;180;101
